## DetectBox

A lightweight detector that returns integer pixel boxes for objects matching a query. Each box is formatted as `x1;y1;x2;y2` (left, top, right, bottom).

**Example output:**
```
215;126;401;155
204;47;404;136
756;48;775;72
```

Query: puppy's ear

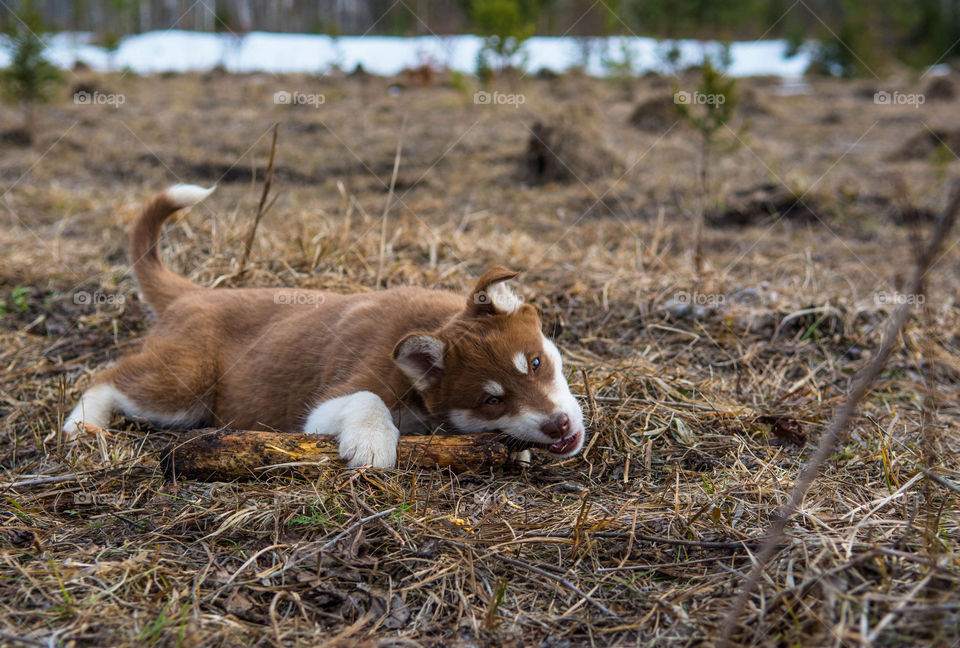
394;333;445;391
466;266;521;317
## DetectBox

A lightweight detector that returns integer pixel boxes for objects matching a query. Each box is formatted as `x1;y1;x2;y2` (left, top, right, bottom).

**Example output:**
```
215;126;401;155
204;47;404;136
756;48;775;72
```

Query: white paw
59;384;117;441
338;423;399;468
510;449;532;466
59;410;105;442
61;416;86;441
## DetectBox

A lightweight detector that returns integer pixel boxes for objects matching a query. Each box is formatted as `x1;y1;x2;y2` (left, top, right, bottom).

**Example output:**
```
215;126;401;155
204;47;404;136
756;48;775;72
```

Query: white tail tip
165;184;216;209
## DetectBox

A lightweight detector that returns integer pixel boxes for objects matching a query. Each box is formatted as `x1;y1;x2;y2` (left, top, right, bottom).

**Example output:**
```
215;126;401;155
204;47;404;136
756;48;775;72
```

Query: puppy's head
393;267;586;458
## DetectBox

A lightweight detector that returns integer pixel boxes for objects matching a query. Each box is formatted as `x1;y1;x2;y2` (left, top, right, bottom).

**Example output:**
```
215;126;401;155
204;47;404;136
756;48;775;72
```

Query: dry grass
1;69;960;647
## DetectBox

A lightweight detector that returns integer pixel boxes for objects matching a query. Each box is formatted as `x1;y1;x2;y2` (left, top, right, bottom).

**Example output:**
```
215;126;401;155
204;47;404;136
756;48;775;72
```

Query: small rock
662;298;713;320
729;283;780;306
925;77;956;101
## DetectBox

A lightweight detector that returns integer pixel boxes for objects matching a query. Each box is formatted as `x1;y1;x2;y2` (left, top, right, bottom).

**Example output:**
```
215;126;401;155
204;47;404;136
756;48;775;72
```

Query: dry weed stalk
237;122;279;279
719;182;960;645
376;116;406;287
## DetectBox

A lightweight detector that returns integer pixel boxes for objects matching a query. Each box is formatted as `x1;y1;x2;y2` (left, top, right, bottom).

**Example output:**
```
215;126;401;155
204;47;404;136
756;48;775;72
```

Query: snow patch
0;30;811;78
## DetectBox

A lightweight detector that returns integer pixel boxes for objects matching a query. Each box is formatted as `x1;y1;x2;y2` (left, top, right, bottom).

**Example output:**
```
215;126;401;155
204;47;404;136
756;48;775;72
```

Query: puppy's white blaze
484;380;505;397
513;352;528;374
542;335;585;429
303;391;399;468
487;281;522;314
165;184;216;208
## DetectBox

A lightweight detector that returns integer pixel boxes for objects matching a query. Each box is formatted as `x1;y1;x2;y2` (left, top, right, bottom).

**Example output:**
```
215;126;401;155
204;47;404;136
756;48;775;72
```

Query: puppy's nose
541;413;570;439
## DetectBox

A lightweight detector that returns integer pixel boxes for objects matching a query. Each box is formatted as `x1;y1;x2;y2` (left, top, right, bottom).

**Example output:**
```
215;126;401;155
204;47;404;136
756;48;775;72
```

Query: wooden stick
160;428;513;480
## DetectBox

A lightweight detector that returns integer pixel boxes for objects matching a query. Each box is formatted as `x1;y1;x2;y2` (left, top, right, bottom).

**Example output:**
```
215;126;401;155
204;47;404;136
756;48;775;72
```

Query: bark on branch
158;428;514;480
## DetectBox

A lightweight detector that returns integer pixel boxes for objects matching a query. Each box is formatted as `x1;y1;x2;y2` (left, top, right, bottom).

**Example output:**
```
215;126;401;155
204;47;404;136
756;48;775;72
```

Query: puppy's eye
484;396;502;405
531;357;541;371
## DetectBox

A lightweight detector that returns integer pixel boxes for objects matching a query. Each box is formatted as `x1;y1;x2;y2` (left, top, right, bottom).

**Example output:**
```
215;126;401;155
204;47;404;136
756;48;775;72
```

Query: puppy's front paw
338;423;399;468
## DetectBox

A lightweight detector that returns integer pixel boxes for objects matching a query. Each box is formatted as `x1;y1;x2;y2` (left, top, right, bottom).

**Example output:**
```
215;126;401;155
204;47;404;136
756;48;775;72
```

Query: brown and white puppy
63;185;586;467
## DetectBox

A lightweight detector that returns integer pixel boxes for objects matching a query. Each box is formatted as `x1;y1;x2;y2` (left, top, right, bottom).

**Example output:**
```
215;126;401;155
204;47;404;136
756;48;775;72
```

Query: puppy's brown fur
63;185;586;467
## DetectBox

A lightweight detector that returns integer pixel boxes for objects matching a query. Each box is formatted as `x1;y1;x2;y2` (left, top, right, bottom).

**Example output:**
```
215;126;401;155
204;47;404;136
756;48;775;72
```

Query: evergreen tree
466;0;551;78
1;1;62;138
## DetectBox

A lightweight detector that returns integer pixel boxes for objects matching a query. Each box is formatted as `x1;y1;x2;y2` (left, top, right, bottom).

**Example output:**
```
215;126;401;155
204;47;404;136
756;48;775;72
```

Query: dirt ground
1;67;959;647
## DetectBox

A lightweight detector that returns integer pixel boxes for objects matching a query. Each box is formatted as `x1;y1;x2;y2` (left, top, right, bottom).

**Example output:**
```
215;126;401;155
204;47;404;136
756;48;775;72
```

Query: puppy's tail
131;184;215;313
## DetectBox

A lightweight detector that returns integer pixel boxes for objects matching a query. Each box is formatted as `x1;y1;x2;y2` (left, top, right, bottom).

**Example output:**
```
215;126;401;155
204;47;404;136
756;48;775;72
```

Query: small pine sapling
0;2;62;140
674;56;742;275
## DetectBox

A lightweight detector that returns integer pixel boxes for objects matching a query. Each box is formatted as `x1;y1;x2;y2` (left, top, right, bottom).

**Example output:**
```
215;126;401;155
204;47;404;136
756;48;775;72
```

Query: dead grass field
1;68;960;647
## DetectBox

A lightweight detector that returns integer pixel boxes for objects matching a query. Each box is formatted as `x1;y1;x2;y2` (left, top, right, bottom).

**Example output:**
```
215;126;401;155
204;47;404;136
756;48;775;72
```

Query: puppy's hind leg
303;391;400;468
62;350;210;440
61;380;123;440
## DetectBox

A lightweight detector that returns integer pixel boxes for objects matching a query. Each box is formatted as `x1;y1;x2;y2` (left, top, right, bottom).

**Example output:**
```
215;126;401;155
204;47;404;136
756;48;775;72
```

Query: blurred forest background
2;0;960;76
